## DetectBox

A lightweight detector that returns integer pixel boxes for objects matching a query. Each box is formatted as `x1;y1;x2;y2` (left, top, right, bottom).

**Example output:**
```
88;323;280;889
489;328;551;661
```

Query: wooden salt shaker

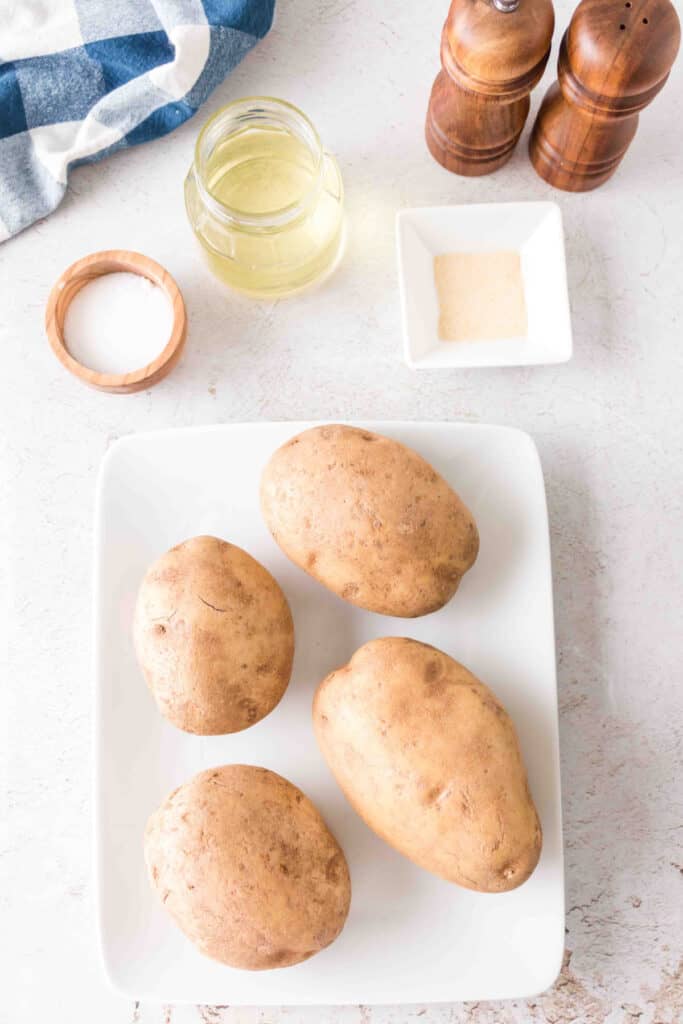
530;0;681;191
425;0;555;176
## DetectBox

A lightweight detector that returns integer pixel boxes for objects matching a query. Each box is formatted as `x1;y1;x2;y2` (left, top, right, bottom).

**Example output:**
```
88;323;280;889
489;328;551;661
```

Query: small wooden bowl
45;250;187;393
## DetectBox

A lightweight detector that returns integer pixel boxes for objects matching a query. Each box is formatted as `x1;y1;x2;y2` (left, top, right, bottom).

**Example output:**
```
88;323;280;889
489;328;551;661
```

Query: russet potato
144;765;351;970
133;535;294;735
313;637;542;893
260;424;479;618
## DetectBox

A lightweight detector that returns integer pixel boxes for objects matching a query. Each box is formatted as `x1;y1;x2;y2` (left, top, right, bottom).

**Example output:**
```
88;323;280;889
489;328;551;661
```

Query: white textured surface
1;1;682;1022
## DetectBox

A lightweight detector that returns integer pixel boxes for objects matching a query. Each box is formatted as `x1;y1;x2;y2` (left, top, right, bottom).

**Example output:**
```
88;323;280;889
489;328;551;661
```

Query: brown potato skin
133;536;294;735
260;424;479;618
144;765;351;970
313;638;542;893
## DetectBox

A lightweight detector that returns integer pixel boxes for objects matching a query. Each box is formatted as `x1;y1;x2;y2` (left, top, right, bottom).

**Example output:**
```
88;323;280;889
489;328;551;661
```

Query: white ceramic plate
94;421;564;1005
397;202;572;369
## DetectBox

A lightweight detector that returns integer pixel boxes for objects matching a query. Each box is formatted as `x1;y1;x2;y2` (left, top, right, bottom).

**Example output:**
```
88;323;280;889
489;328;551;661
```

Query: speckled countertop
1;1;682;1022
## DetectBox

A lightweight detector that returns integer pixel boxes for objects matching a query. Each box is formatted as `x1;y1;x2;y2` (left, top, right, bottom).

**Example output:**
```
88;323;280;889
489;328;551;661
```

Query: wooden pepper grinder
425;0;555;176
530;0;681;191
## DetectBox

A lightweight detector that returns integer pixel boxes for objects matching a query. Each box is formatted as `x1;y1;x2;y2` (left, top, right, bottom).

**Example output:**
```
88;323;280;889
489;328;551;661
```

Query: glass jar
184;97;345;298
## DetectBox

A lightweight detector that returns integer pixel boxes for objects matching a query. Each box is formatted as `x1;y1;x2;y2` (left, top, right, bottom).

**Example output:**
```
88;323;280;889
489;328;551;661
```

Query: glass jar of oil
184;97;345;298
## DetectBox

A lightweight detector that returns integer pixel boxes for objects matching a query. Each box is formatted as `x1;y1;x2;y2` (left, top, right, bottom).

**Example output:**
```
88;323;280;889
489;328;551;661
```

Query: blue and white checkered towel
0;0;275;241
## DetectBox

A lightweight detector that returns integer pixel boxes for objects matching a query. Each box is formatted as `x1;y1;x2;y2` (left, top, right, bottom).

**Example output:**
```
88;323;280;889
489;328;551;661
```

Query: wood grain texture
425;0;554;176
530;0;681;190
426;71;532;175
45;250;187;393
3;0;683;1020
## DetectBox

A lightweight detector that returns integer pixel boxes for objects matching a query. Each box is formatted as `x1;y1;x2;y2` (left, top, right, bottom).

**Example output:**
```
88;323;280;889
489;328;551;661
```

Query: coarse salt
64;271;174;375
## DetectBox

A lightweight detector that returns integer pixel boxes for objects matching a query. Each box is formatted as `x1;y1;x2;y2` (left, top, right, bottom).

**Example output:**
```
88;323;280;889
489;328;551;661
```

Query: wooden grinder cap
561;0;681;114
443;0;555;99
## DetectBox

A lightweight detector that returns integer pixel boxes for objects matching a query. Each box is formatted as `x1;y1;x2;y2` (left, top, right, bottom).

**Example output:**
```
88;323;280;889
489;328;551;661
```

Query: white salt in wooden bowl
45;250;187;393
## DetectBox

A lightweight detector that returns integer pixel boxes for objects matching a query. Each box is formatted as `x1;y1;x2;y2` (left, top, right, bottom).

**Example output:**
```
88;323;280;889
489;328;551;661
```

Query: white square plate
397;202;572;369
95;421;564;1005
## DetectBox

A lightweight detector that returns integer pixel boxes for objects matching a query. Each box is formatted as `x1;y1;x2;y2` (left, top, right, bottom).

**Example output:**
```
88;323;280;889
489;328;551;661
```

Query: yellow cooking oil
206;124;316;214
186;108;344;298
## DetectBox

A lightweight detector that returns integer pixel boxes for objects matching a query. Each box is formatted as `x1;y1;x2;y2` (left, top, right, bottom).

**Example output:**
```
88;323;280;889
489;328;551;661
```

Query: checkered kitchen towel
0;0;275;241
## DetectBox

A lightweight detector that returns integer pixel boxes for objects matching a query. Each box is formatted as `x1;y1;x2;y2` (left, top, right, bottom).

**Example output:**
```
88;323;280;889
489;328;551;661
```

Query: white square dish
396;202;572;369
94;421;564;1005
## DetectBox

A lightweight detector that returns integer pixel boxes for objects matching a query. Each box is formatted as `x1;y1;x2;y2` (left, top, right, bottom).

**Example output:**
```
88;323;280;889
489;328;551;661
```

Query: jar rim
193;96;325;230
